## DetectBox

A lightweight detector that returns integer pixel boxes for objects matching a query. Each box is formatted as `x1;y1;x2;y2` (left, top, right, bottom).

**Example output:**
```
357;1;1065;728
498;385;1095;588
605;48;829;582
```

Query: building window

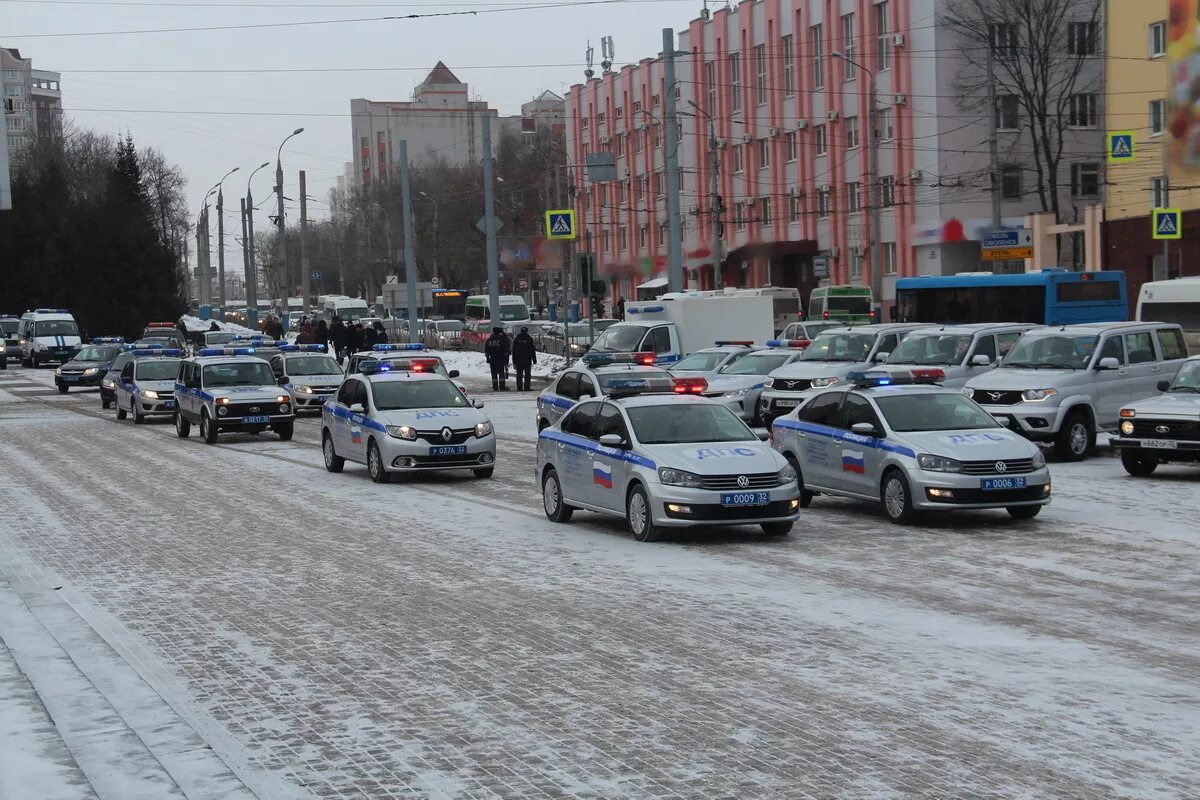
633;128;643;154
850;252;864;280
789;191;803;221
1069;94;1098;128
847;182;861;212
1067;21;1097;56
615;134;625;156
996;95;1019;131
883;242;897;276
755;44;768;105
658;221;668;247
877;107;894;141
782;35;795;96
845;115;860;149
730;52;741;112
1001;165;1022;199
615;106;623;119
640;175;649;200
654;124;662;148
706;61;716;114
785;131;797;161
880;175;895;207
812;24;825;89
841;14;856;78
1150;21;1166;58
1151;176;1167;209
602;230;611;252
633;100;641;113
876;2;891;71
651;94;660;106
619;226;628;251
735;201;747;230
581;116;589;130
815;124;827;155
733;143;744;173
758;138;770;168
1150;99;1166;135
615;182;624;204
654;171;663;196
760;196;772;225
1071;162;1100;197
817;187;832;218
990;23;1019;58
638;224;648;249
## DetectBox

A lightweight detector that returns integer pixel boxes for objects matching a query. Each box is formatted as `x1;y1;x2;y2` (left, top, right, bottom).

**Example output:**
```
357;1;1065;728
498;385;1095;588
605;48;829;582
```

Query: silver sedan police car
536;351;687;431
537;375;800;542
114;349;184;424
771;369;1051;524
700;342;808;424
667;343;757;379
269;345;344;414
322;364;495;482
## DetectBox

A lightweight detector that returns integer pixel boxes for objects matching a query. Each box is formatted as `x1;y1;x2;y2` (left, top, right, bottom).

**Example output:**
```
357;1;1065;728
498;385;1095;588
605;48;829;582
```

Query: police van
173;347;295;444
18;309;81;367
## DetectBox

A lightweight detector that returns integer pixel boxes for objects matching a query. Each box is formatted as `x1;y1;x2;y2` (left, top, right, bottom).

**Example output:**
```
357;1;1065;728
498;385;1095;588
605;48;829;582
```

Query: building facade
3;48;62;170
566;0;1106;308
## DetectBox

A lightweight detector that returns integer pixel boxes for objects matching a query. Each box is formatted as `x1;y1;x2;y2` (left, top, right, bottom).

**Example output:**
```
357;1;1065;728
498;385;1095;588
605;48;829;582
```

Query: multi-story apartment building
566;1;1106;309
3;48;63;169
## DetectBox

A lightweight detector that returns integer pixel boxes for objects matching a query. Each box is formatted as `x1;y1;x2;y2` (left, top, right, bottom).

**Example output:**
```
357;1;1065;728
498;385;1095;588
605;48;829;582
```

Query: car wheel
537;418;550;432
101;395;111;410
761;521;793;536
785;454;814;508
201;411;218;444
1120;450;1158;477
367;440;389;483
56;383;68;395
881;469;915;525
31;354;40;368
322;431;344;473
174;411;191;438
473;466;495;479
1053;410;1093;462
275;420;294;441
627;484;661;542
116;401;127;420
1006;505;1042;520
541;468;573;523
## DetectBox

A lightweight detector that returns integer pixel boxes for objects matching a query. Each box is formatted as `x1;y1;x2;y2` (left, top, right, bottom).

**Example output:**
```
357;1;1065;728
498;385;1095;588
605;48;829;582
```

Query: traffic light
577;251;597;286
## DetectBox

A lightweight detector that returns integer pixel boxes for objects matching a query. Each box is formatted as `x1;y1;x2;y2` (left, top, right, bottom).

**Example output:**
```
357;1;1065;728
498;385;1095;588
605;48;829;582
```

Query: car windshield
887;334;973;366
435;321;463;332
874;393;1002;432
34;320;79;336
498;305;529;321
1001;334;1098;369
203;362;275;387
206;333;236;345
109;354;134;372
1169;361;1200;392
285;355;342;376
828;295;872;314
74;345;120;362
672;352;729;371
721;352;793;375
590;324;647;353
627;404;756;444
802;333;875;362
1;320;18;334
372;379;469;410
136;360;181;381
340;307;371;322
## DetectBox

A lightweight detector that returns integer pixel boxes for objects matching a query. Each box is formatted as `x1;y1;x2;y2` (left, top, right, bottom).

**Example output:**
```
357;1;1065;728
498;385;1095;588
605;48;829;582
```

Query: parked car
423;319;466;350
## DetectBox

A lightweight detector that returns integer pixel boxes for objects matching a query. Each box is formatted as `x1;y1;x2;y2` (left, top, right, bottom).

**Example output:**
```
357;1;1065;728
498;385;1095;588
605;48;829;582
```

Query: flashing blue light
714;340;754;347
198;346;258;356
92;336;125;344
766;340;784;347
132;348;183;357
581;351;657;367
279;343;327;352
359;361;393;375
628;305;664;314
373;343;425;351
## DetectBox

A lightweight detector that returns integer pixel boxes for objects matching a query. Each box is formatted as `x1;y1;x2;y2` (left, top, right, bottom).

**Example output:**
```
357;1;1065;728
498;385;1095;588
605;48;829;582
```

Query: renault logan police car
537;375;800;542
536;352;691;431
113;349;184;424
771;369;1051;524
322;363;495;482
173;347;295;444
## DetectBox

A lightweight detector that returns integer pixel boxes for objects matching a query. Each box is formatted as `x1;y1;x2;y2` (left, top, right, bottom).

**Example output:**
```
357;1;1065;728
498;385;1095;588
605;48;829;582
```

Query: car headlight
1031;450;1047;468
83;367;100;376
295;384;314;394
778;463;797;482
811;377;840;388
658;467;704;487
917;453;963;473
1021;388;1057;402
474;421;493;438
54;367;63;375
386;424;417;440
101;379;115;389
722;388;749;399
763;377;774;388
142;389;160;399
961;387;974;398
1120;420;1134;435
217;405;228;416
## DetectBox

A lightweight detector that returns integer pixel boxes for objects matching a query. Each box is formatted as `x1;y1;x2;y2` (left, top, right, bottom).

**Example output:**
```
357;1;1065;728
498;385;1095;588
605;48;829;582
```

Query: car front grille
974;390;1024;406
415;427;475;445
224;402;286;417
1130;419;1200;441
773;378;812;392
926;485;1048;504
698;472;782;491
960;458;1037;476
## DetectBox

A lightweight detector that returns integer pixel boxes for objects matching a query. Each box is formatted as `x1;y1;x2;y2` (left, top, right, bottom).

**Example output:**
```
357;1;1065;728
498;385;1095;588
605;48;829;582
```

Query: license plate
163;401;175;409
981;477;1026;491
720;491;770;506
62;376;79;382
242;415;270;424
1141;439;1178;449
429;445;467;456
775;399;800;408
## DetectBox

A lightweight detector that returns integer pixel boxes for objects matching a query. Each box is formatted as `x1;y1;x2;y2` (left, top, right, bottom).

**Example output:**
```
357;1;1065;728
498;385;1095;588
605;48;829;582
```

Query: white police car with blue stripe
114;348;184;424
536;351;682;431
173;347;295;444
537;375;800;542
699;342;809;423
269;344;344;414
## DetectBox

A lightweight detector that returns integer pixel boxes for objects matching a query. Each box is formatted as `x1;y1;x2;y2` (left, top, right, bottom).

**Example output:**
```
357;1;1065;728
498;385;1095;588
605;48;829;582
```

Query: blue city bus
895;269;1128;326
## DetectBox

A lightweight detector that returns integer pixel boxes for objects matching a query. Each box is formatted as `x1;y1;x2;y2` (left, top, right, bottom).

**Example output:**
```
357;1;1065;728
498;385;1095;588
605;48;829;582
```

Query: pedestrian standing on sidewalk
329;318;346;359
484;326;511;391
511;326;537;391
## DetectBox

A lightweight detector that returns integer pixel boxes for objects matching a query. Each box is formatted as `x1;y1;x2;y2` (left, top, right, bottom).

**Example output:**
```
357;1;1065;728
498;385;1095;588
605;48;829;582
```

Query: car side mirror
448;369;460;379
873;351;890;363
971;354;992;366
1158;379;1171;392
473;399;485;409
349;402;365;413
1096;357;1120;371
578;393;593;402
752;427;771;441
851;421;880;437
277;375;288;385
599;433;626;447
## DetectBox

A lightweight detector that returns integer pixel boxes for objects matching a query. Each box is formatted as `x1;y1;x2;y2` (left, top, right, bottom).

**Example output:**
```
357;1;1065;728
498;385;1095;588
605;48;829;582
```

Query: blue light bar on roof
34;308;70;314
359;361;393;375
132;348;183;357
279;343;328;352
581;351;657;367
198;346;258;356
714;340;754;347
766;339;808;349
627;305;664;314
846;368;944;388
373;343;426;351
92;336;125;344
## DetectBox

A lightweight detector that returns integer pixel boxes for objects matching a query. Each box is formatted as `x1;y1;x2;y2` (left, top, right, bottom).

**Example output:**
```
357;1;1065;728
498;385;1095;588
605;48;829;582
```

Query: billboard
1168;0;1200;178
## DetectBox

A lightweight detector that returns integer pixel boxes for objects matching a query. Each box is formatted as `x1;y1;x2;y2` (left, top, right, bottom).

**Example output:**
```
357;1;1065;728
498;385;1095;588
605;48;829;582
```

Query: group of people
296;317;391;359
484;325;537;391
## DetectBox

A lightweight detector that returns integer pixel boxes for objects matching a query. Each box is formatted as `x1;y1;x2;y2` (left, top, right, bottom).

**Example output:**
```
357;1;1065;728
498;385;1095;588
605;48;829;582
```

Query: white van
1136;277;1200;354
465;294;530;325
321;296;371;324
18;309;82;367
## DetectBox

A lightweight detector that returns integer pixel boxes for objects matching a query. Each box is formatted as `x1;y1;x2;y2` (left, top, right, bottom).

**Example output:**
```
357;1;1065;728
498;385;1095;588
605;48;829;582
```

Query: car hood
204;385;282;402
1124;393;1200;417
669;368;724;379
704;374;766;392
640;441;785;475
768;360;868;380
966;368;1083;390
375;407;487;428
137;379;176;392
287;373;344;386
61;359;109;371
896;428;1042;461
32;335;81;346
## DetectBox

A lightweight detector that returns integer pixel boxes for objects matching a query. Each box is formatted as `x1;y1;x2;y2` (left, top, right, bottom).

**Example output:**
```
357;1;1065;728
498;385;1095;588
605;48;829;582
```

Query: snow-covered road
1;361;1198;799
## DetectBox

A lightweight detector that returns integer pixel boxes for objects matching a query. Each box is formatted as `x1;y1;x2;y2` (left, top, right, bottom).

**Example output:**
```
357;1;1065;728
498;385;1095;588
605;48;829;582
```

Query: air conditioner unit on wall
769;127;781;137
716;139;728;149
850;245;866;257
907;169;922;183
742;133;752;142
894;94;907;106
893;33;906;47
599;135;610;144
797;119;809;130
828;110;840;121
829;246;840;258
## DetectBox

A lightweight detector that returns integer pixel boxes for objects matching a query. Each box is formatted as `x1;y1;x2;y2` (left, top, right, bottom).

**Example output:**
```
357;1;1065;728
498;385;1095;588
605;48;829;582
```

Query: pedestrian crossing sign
545;209;577;240
1107;131;1135;163
1153;208;1182;240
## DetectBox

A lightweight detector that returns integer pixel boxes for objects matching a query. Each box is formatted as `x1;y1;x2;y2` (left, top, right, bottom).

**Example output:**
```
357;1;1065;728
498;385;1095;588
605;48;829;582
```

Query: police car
53;337;125;393
770;369;1051;524
99;349;138;409
537;352;694;431
0;315;20;367
667;343;757;379
321;362;495;482
537;374;800;542
113;348;184;424
268;344;345;414
1111;356;1200;476
173;347;295;444
345;344;467;394
701;341;810;424
226;336;287;358
138;322;188;351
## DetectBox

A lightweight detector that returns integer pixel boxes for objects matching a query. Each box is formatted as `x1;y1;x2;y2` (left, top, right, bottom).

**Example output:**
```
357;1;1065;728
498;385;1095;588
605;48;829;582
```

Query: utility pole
556;166;566;320
399;140;421;343
300;170;310;318
216;188;227;307
482;114;500;326
245;190;258;329
707;115;722;289
195;215;205;306
987;43;1002;233
240;197;250;305
274;161;287;310
662;27;685;293
866;72;882;319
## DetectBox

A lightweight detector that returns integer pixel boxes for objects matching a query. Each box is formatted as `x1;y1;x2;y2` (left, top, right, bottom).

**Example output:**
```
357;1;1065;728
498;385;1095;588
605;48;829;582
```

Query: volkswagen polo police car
536;351;696;431
667;343;757;379
771;369;1051;524
173;347;295;444
701;340;810;424
1111;356;1200;476
322;363;495;482
113;348;184;424
538;374;800;542
268;344;344;414
54;337;124;393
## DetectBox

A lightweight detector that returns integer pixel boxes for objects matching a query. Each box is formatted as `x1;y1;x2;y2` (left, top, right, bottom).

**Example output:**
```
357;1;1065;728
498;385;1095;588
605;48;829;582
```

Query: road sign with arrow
981;228;1033;261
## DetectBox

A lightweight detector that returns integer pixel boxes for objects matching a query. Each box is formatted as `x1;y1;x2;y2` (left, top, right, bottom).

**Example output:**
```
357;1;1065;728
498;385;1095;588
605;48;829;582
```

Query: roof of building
422;61;463;86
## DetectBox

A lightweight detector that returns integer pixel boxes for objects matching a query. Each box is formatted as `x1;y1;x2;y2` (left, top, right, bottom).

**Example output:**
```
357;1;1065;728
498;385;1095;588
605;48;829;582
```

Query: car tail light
672;377;707;394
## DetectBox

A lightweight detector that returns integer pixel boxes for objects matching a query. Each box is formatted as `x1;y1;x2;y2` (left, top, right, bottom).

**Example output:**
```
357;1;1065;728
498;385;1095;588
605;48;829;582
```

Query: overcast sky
4;0;695;241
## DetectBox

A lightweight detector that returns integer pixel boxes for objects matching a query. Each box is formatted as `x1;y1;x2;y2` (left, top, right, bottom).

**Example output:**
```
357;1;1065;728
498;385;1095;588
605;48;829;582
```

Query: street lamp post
420;191;439;283
688;101;723;289
213;167;240;308
201;184;220;308
244;161;270;330
275;127;304;315
832;50;882;319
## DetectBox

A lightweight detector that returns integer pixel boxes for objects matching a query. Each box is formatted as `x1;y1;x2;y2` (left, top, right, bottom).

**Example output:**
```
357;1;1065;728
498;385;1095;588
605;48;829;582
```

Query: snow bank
178;315;258;335
429;350;567;380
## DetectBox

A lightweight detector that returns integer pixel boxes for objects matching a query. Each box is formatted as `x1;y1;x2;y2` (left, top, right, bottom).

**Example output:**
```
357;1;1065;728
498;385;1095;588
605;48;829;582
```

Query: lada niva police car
771;369;1051;524
54;337;125;393
113;348;184;424
268;344;345;414
321;363;495;482
701;340;810;424
1111;356;1200;476
536;351;696;431
173;347;295;444
537;375;800;542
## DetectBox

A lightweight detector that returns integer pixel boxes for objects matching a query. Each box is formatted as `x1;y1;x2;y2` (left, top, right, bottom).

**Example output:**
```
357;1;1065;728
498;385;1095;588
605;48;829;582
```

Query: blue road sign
309;271;321;280
1153;208;1182;240
981;230;1031;249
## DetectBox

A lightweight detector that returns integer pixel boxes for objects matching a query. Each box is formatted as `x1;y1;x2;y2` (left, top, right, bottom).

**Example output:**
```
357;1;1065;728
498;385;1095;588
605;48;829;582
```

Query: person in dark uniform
510;326;537;391
484;326;511;391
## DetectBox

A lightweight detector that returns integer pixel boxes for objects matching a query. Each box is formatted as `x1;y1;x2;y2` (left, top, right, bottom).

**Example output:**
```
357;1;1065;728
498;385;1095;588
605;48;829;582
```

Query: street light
275;127;305;308
420;191;439;283
244;161;271;329
831;50;882;320
211;167;240;307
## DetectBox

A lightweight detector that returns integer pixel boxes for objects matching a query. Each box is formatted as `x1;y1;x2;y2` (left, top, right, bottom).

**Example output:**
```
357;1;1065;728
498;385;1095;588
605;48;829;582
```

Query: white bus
321;295;371;324
465;294;531;325
1137;277;1200;353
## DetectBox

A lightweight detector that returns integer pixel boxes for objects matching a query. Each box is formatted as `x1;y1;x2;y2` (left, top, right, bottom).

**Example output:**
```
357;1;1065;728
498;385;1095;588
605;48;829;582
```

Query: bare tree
141;146;188;248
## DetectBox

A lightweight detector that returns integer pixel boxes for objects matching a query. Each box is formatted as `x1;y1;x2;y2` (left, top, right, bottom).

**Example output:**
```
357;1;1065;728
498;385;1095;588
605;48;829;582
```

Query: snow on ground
431;349;567;381
178;315;258;335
